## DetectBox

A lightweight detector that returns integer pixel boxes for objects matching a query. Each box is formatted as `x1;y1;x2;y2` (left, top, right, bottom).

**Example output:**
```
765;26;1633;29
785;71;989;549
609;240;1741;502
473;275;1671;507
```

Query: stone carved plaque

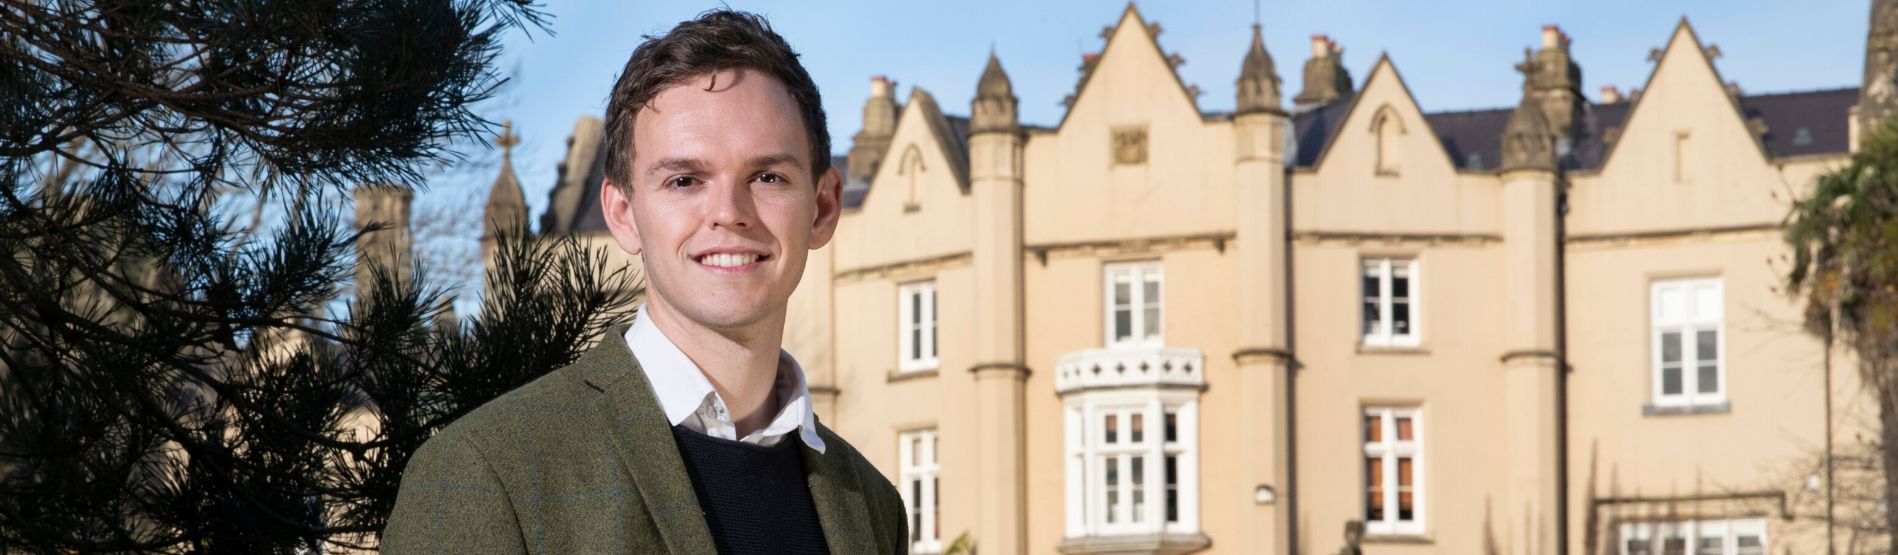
1112;126;1148;165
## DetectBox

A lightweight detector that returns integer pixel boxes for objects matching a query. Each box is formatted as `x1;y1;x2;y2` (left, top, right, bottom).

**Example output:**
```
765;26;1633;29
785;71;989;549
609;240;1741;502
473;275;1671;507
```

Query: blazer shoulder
429;362;601;455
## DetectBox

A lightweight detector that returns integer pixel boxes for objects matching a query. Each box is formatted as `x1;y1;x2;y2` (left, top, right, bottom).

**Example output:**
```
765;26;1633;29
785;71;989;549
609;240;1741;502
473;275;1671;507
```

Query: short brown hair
602;10;831;191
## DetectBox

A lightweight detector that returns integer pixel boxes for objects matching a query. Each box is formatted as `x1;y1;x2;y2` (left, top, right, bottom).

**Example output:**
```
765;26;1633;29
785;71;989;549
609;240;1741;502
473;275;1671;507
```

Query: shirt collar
623;303;826;453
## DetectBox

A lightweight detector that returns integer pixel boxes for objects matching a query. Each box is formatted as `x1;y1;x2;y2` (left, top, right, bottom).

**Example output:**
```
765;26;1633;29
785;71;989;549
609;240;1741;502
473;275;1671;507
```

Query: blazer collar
580;324;878;555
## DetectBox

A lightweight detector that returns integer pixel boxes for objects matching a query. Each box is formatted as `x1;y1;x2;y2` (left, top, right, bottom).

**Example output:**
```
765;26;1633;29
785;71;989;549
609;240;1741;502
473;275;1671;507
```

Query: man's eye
666;176;698;188
757;172;786;184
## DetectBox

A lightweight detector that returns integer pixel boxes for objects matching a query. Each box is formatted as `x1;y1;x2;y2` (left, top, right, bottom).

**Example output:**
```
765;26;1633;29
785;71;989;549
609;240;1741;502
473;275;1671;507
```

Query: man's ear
600;178;643;256
809;167;843;250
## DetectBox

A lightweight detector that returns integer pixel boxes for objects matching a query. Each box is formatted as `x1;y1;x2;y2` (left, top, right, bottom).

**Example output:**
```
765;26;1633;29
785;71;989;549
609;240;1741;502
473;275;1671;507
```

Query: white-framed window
1362;406;1423;536
1104;261;1163;348
1650;278;1723;407
1619;518;1765;555
899;429;941;553
1064;390;1199;538
1361;258;1420;347
899;280;938;371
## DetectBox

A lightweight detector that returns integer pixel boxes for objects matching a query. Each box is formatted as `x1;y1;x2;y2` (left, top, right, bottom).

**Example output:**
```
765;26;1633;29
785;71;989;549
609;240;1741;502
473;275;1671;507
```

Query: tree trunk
1882;390;1898;551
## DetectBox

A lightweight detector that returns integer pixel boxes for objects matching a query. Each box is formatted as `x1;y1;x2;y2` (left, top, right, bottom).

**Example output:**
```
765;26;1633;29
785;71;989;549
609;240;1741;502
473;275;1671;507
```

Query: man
383;10;907;554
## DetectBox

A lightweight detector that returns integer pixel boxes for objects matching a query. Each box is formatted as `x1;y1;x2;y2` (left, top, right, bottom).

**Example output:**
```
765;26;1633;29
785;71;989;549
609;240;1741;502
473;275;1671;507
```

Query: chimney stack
1294;34;1354;110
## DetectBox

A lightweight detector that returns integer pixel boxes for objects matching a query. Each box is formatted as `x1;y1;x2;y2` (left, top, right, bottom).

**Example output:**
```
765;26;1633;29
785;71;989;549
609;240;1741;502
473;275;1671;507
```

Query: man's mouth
695;252;767;268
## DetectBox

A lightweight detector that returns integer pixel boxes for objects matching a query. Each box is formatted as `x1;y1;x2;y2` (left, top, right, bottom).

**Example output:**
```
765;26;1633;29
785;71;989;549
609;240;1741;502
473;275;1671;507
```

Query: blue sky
437;0;1869;222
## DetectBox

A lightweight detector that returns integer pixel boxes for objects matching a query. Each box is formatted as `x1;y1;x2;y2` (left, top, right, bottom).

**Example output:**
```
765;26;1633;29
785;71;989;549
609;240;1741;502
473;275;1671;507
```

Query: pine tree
0;2;640;551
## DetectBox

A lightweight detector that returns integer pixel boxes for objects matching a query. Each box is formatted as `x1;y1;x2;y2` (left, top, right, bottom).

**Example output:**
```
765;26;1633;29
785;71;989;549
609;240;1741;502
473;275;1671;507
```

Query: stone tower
1231;22;1294;555
1293;34;1353;110
1862;0;1898;137
1516;25;1585;149
1499;25;1565;555
847;76;900;182
353;183;413;298
968;50;1028;555
482;120;528;266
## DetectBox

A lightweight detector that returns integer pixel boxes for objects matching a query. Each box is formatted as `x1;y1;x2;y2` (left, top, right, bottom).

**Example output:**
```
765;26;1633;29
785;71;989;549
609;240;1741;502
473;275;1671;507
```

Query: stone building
509;3;1893;553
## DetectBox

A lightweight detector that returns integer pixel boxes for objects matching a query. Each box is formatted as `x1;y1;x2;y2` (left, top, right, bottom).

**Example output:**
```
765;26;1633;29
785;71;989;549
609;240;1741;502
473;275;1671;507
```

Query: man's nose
706;179;754;230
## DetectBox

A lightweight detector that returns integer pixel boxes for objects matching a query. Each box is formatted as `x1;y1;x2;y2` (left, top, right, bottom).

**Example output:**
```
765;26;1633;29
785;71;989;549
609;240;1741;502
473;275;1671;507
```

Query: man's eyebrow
644;157;707;177
746;153;803;169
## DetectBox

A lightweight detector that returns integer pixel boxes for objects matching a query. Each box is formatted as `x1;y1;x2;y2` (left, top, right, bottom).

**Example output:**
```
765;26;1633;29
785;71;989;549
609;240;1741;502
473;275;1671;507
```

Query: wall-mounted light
1255;485;1277;505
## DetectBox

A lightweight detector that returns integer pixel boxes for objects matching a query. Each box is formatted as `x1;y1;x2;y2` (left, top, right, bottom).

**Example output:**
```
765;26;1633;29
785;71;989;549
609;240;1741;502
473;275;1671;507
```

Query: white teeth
700;253;759;268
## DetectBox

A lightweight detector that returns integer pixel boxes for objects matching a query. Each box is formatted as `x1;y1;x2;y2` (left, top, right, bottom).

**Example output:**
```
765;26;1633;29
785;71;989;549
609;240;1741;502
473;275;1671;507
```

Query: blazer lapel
577;327;717;554
801;425;880;555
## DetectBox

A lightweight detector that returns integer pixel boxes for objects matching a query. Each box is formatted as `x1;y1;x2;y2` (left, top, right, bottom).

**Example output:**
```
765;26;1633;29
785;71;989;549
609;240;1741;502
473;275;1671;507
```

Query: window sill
1362;533;1433;545
887;367;939;383
1642;401;1730;417
1056;532;1211;555
1356;344;1429;355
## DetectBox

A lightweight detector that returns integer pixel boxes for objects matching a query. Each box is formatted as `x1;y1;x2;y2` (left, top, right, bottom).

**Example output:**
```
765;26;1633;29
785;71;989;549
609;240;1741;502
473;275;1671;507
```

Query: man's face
602;68;841;333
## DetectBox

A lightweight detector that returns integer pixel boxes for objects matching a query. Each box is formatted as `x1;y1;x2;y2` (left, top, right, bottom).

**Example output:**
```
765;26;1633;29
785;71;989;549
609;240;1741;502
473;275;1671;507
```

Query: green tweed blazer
383;324;908;554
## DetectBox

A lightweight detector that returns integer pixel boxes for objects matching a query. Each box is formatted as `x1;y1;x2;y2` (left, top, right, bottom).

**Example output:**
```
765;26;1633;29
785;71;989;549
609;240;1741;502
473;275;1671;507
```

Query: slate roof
1290;86;1854;172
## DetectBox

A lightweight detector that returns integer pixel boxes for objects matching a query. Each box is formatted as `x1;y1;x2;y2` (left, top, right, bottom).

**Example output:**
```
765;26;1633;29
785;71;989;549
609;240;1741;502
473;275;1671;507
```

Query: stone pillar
1501;166;1562;555
970;52;1028;554
1234;107;1292;555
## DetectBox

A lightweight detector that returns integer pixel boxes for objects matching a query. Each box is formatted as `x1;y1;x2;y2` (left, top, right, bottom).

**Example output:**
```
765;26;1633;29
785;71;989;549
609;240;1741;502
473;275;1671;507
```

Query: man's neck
644;299;785;437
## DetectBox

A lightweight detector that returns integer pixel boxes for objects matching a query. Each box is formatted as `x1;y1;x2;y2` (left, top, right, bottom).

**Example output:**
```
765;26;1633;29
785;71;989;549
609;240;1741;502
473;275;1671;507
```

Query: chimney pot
1541;25;1564;49
1311;34;1329;57
870;75;893;97
1600;85;1622;103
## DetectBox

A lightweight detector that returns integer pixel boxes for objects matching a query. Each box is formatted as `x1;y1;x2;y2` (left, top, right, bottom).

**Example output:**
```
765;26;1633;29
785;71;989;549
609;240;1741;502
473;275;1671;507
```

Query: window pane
1661;331;1681;364
1397;457;1415;522
1695;536;1722;555
1658;287;1683;322
1131;456;1145;523
1365;414;1382;443
912;328;922;360
1697;363;1719;395
1105;414;1118;444
1662;537;1686;555
1366;457;1384;522
1115;282;1131;307
912;292;923;325
1165;455;1180;523
1105;458;1120;524
1115;309;1132;342
933;478;940;539
1694;284;1720;321
1663;366;1683;396
1627;538;1653;555
1392;299;1411;335
1395;416;1414;441
1144;307;1161;338
1695;330;1717;363
1131;413;1144;444
911;437;921;467
1165;412;1178;443
1363;265;1382;336
1143;279;1160;308
910;480;922;541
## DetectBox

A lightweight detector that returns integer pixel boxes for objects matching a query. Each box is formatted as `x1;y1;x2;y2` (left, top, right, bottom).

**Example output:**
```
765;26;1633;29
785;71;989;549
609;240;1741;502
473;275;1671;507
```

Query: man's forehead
631;68;813;171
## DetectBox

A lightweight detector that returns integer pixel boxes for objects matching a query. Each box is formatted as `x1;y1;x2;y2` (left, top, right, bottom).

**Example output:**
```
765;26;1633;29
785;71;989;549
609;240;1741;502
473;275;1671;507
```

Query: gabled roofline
1309;53;1457;172
1054;2;1203;129
1596;17;1772;170
853;87;971;211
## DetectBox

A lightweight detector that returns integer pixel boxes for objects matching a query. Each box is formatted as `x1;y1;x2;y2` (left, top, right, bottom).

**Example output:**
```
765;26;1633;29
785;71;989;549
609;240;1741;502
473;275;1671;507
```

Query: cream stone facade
512;4;1898;554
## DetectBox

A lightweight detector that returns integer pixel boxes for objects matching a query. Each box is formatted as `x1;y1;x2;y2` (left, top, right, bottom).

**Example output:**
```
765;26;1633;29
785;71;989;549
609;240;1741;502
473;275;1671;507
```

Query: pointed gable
1569;19;1790;234
1058;3;1202;129
1597;19;1771;174
853;87;970;214
1311;55;1457;179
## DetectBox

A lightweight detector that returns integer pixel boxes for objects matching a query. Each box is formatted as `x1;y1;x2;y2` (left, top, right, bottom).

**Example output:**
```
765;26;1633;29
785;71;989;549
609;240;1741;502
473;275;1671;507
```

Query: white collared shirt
623;303;826;453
